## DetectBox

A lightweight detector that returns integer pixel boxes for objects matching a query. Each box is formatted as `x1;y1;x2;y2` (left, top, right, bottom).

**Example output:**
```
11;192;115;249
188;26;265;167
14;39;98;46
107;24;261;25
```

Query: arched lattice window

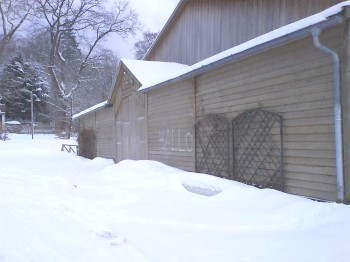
232;109;283;190
195;114;230;178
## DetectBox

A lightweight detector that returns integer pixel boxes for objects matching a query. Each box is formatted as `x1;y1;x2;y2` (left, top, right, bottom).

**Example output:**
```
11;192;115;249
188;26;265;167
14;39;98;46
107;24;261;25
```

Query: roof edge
72;101;112;120
139;13;345;93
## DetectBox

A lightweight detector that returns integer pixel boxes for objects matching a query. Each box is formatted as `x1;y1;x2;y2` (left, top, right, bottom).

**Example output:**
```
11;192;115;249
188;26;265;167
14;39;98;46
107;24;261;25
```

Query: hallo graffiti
159;129;193;152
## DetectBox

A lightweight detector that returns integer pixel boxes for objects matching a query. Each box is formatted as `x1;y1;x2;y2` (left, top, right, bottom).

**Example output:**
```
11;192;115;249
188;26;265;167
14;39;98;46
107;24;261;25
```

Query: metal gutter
139;15;344;94
311;26;345;202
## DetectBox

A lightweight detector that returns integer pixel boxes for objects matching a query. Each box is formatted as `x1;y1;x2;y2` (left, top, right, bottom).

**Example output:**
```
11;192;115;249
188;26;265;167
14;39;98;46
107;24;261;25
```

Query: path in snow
0;135;152;262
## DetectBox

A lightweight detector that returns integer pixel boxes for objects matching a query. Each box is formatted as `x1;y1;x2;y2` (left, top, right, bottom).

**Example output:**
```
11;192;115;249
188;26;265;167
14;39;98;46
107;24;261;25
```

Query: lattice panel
195;114;230;178
232;109;283;190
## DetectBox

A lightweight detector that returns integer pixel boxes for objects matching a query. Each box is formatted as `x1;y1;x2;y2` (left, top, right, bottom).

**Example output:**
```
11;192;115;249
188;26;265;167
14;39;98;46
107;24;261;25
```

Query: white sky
105;0;181;59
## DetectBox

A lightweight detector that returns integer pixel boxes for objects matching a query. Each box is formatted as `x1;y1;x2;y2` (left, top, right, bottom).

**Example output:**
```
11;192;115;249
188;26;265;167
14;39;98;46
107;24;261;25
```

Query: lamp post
31;91;34;139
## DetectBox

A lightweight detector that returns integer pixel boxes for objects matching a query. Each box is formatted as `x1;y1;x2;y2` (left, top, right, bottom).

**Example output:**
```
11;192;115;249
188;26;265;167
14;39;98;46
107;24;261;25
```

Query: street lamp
31;91;34;139
30;91;42;139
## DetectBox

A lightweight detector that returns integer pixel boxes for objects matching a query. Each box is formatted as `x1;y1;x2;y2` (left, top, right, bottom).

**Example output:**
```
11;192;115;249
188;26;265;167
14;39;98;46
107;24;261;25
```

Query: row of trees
0;0;158;137
0;0;131;137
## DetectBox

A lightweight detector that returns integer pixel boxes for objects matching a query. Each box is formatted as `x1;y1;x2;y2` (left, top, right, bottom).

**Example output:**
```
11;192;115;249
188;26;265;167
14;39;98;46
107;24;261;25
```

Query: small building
108;59;189;163
73;101;114;159
4;121;22;133
75;60;189;162
75;1;350;203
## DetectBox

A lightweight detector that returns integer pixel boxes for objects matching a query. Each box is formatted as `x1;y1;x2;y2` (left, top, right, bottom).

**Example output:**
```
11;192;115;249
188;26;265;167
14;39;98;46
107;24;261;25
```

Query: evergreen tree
0;55;50;122
59;29;81;61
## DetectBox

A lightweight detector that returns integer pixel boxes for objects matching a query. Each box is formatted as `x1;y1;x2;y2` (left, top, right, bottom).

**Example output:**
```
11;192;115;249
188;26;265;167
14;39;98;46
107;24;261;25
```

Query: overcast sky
105;0;181;59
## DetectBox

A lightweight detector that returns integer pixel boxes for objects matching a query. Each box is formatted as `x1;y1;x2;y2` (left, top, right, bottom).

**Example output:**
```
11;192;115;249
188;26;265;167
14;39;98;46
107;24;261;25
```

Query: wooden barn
75;0;350;203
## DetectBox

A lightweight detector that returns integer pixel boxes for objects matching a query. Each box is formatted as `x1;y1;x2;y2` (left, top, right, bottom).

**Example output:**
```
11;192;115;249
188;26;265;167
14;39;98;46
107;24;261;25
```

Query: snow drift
0;134;349;261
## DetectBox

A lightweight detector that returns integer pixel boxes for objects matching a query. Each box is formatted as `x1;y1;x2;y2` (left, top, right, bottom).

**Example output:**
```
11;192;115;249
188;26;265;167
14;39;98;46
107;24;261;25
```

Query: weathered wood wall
147;79;196;171
195;27;342;201
114;69;147;162
147;0;341;65
78;106;114;159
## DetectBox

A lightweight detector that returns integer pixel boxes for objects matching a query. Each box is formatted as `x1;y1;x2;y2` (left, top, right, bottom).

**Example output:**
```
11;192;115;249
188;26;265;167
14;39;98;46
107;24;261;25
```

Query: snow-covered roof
121;59;188;85
5;121;21;125
138;1;350;92
72;101;109;119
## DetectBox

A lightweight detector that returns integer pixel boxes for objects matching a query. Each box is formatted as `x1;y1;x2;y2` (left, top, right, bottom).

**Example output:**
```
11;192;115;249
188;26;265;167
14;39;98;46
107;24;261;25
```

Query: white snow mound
1;135;350;262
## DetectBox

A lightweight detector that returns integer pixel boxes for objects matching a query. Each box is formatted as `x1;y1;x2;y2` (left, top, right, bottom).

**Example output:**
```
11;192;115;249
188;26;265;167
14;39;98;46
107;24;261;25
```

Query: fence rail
61;144;79;155
5;123;55;134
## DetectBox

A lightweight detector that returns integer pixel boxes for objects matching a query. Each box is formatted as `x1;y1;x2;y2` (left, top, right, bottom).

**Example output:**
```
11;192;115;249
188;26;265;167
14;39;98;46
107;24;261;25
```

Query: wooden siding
79;114;95;130
147;0;341;65
95;108;115;158
79;107;114;159
147;79;195;171
114;69;147;162
194;27;342;201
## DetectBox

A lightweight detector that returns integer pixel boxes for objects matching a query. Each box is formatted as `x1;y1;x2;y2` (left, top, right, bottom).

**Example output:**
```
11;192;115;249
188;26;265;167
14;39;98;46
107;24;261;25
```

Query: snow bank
1;135;350;261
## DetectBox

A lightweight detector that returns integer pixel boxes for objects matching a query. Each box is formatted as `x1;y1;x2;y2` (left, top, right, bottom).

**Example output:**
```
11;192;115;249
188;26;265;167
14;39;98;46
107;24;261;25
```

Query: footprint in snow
96;231;127;247
96;231;117;239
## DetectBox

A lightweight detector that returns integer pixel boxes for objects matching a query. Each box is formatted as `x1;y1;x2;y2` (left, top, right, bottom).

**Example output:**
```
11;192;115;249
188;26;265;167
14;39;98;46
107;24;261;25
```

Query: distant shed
107;59;188;163
73;101;114;159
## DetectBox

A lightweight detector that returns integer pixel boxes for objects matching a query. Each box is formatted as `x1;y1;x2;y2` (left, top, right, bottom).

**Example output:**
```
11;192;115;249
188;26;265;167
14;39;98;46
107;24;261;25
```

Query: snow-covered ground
0;134;349;262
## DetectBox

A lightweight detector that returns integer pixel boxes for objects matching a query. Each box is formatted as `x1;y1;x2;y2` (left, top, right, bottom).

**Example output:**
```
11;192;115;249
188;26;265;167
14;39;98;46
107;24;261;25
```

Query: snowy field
0;134;350;262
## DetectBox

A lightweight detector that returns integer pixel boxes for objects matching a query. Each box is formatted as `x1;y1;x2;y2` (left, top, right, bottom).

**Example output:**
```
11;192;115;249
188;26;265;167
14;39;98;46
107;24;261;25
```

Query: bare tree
32;0;139;135
134;31;158;60
74;48;119;112
0;0;32;57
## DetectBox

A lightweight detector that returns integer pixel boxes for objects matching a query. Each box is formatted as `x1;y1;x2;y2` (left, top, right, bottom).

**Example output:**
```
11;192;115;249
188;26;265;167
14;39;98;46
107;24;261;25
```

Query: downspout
311;27;345;202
